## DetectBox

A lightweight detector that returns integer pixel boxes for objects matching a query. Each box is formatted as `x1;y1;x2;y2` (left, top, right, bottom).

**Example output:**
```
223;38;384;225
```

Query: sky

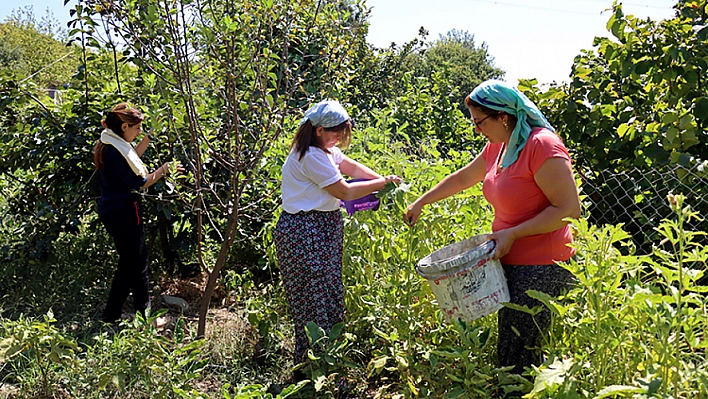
1;0;678;85
365;0;677;85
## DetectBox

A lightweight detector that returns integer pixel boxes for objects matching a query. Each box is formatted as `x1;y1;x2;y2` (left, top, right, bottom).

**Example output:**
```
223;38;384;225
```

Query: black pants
99;202;150;322
497;263;575;375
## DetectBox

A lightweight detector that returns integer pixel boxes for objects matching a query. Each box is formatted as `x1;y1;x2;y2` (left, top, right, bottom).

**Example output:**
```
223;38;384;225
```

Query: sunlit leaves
536;1;708;172
529;357;577;396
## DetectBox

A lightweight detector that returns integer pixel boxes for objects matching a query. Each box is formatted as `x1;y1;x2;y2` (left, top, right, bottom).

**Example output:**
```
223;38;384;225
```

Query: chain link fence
578;163;708;255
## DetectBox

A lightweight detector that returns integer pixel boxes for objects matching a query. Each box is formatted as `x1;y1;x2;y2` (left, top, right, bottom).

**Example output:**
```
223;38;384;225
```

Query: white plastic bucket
416;235;509;322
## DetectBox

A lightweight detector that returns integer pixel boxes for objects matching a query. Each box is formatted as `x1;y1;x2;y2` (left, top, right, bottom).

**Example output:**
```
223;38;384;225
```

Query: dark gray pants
497;263;575;375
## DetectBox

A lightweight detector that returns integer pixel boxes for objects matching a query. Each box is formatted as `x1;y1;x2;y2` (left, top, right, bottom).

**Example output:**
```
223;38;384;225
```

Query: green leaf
621;60;634;78
634;60;650;74
394;353;408;369
694;97;708;123
279;380;309;398
647;378;662;395
527;290;565;317
376;181;411;199
687;285;708;293
0;337;24;363
444;387;467;398
113;372;127;390
697;25;708;40
684;69;699;85
666;127;679;145
661;112;678;125
594;385;644;398
98;373;112;390
502;302;543;316
174;317;185;344
314;374;327;391
617;123;630;138
606;14;617;35
530;358;574;394
328;322;344;341
371;355;389;369
678;114;695;130
305;322;324;345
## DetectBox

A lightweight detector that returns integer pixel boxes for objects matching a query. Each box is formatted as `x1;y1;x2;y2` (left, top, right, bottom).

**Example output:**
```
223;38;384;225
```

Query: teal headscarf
469;80;554;168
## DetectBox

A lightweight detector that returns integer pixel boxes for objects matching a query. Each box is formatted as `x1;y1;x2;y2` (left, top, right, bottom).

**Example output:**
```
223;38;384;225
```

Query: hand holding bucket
416;235;509;322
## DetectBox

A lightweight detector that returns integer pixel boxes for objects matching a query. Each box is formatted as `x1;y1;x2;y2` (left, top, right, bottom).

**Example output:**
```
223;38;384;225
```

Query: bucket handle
416;238;497;280
480;239;496;257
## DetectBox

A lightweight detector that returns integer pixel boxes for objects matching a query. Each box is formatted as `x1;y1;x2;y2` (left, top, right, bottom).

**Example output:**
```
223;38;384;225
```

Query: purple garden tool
340;178;381;216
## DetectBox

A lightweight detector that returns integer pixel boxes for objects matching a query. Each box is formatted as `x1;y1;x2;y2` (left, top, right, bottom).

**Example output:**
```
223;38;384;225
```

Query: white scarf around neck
100;129;148;178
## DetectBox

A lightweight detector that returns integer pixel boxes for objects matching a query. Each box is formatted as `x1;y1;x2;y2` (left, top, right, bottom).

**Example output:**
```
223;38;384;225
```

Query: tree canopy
406;29;504;108
0;6;80;87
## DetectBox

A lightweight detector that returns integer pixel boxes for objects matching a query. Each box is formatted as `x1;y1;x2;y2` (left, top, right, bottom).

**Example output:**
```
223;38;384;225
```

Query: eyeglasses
472;114;492;128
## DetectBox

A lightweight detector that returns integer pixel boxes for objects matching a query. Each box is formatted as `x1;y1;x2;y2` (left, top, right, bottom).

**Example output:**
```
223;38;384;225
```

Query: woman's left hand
384;175;402;184
174;163;186;175
487;228;517;260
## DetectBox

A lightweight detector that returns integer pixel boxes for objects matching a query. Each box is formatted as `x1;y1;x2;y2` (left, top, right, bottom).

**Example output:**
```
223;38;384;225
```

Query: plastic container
416;235;509;322
340;178;380;216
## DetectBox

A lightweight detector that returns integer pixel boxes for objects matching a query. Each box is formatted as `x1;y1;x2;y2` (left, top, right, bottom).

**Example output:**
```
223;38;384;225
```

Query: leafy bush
0;311;79;397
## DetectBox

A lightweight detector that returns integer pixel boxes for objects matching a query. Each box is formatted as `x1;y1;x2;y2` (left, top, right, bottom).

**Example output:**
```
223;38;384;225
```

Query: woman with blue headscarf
275;100;401;368
405;80;581;375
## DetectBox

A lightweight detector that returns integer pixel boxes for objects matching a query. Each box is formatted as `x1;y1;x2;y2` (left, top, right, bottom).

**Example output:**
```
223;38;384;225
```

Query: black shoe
100;314;120;324
266;383;283;395
292;369;307;382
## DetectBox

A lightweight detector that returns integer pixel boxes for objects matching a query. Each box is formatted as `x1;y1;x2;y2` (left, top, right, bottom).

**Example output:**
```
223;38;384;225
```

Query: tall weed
532;195;708;398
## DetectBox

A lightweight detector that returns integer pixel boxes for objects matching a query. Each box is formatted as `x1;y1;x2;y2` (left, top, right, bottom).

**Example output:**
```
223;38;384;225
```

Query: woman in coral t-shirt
405;80;581;375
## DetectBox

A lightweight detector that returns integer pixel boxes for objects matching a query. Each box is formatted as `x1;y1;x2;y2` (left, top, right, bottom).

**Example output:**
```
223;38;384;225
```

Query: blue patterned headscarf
299;100;350;128
469;80;554;168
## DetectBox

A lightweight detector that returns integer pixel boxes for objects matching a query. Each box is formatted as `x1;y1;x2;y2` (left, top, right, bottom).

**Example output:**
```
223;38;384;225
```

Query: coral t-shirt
481;128;575;265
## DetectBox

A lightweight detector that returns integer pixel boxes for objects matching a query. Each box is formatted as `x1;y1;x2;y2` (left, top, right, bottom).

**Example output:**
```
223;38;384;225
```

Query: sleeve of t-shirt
104;146;148;191
528;129;571;174
330;146;344;165
301;148;343;188
480;142;491;162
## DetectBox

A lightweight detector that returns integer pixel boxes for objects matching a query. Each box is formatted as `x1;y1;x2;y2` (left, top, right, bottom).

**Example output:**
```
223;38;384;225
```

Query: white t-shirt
281;146;344;213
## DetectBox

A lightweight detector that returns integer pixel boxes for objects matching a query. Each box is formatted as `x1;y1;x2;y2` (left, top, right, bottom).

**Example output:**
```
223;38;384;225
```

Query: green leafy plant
221;380;309;399
0;311;79;396
298;321;360;396
530;195;708;398
87;309;207;396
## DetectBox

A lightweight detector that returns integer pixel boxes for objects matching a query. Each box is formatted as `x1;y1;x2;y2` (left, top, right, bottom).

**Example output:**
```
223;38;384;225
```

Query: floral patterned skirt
274;210;344;363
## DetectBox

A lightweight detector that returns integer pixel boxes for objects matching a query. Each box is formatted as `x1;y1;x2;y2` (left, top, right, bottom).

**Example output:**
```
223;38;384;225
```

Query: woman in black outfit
92;102;178;323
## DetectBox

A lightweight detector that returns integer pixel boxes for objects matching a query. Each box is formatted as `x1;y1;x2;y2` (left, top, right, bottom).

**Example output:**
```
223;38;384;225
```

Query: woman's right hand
174;163;186;175
404;201;423;226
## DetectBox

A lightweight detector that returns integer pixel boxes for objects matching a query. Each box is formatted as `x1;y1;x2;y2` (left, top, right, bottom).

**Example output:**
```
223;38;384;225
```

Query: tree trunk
197;212;238;338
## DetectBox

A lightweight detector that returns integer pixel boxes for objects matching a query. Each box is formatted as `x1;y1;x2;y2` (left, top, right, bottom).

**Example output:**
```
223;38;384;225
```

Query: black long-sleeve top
97;145;148;215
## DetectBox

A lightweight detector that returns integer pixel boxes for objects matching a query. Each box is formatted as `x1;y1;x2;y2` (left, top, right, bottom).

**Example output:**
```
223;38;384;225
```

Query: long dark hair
93;102;145;170
290;119;352;161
